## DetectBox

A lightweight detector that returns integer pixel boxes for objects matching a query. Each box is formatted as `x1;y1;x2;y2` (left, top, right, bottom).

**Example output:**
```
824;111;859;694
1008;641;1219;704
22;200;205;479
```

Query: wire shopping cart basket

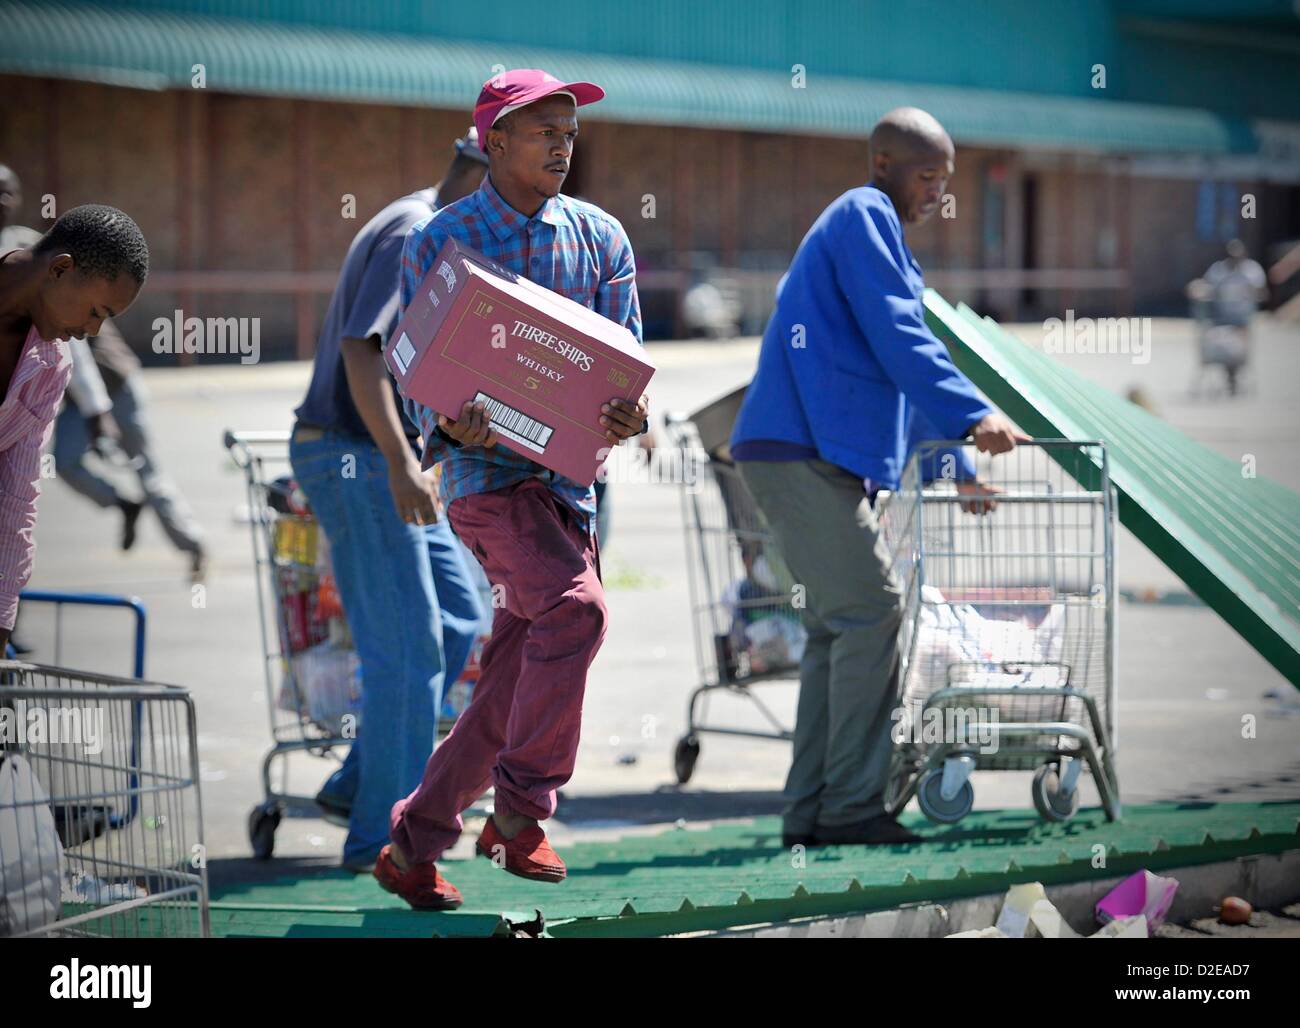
224;429;356;858
663;412;799;784
1188;285;1253;398
0;661;208;937
879;439;1120;824
224;429;490;858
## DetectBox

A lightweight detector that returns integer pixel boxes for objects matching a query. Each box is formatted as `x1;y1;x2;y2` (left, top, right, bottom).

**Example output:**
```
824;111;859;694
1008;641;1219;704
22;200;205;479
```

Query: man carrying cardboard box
377;69;648;909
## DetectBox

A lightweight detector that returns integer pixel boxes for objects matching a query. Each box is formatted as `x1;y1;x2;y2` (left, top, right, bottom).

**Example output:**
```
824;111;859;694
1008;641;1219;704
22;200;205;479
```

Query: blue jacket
732;185;993;489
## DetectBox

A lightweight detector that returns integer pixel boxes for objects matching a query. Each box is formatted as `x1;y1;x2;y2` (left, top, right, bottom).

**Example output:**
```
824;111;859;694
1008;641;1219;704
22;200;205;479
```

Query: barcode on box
474;391;553;454
393;332;416;375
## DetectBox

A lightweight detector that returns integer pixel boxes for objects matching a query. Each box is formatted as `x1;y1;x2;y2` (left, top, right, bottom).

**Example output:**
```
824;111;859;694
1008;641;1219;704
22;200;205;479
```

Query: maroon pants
389;477;607;863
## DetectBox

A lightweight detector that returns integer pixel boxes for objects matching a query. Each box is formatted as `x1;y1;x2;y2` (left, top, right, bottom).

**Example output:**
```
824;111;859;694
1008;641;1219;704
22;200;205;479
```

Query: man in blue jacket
731;107;1026;847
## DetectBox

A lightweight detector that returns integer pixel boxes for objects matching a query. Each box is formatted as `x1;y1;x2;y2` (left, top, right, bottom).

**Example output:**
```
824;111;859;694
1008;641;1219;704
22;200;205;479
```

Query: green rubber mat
923;292;1300;687
208;802;1300;937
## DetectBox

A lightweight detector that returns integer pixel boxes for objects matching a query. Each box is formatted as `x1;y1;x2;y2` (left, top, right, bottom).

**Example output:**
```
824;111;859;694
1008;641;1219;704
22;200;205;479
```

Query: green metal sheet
924;291;1300;688
206;802;1300;937
0;0;1251;154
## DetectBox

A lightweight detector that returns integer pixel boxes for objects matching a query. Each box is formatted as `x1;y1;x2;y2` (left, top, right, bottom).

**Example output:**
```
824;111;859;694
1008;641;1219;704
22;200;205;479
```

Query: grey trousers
53;374;204;555
738;458;903;832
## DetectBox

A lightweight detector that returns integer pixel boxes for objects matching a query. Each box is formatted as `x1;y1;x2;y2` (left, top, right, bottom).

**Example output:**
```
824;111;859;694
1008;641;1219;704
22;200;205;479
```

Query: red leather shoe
476;817;566;882
373;844;463;910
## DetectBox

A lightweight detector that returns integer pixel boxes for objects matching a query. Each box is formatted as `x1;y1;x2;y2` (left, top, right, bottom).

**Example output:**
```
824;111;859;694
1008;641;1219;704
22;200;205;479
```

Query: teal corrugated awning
924;292;1300;688
0;0;1255;154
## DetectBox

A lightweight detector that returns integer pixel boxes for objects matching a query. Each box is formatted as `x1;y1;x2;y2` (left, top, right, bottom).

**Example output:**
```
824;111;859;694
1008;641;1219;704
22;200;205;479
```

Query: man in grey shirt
290;131;488;871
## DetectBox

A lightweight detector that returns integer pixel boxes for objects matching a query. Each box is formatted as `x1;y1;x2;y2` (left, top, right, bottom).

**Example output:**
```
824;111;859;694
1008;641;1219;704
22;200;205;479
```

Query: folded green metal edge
923;289;1300;688
544;818;1300;937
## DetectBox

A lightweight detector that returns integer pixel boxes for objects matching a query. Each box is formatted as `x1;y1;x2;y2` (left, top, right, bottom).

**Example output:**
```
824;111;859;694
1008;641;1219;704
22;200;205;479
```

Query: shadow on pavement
1160;761;1300;805
555;786;786;826
207;855;355;893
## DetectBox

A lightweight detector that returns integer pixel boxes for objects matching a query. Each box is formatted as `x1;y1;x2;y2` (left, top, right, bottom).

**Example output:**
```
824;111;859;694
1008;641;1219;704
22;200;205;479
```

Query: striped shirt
0;324;73;630
399;174;642;522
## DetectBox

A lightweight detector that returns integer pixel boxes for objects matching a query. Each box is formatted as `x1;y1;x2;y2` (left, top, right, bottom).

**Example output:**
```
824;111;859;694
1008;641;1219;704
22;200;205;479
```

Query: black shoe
782;831;815;849
54;804;113;847
315;791;351;828
119;499;144;551
812;815;924;846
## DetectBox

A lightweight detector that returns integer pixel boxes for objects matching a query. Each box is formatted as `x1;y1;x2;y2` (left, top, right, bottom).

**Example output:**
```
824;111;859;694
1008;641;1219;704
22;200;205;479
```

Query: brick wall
3;73;1277;357
0;76;473;359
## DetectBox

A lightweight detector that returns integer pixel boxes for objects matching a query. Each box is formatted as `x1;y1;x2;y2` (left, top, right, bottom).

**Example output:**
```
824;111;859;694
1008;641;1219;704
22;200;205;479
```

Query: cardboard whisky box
385;236;654;486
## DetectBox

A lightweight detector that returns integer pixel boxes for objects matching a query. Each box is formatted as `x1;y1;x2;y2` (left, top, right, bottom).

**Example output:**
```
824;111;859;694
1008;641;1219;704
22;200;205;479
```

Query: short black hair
34;204;149;285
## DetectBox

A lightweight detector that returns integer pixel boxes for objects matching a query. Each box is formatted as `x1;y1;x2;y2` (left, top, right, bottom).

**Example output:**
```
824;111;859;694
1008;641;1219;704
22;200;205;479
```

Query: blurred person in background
1187;239;1268;396
55;317;208;579
0;164;37;253
289;130;488;873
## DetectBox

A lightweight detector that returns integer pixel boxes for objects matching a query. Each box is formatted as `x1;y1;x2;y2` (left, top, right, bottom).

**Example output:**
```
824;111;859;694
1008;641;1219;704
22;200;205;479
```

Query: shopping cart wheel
249;803;281;859
1031;764;1080;822
673;734;701;784
916;768;973;824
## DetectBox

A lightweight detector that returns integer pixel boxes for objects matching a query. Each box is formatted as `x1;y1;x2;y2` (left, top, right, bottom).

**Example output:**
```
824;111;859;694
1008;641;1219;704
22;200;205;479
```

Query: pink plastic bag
1095;870;1179;929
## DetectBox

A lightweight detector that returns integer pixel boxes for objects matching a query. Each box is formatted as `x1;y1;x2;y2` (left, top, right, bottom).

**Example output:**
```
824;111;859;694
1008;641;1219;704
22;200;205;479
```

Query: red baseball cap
473;69;605;152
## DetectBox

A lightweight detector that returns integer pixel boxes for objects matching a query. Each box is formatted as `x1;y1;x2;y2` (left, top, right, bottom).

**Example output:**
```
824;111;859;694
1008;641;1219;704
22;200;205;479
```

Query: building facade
2;0;1297;356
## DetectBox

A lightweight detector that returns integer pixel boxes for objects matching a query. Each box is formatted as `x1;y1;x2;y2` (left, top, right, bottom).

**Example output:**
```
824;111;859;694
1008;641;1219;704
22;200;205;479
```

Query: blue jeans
289;429;484;864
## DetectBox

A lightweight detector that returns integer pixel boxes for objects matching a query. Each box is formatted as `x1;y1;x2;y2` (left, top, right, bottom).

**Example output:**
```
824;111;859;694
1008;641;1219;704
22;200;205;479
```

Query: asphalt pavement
21;316;1300;862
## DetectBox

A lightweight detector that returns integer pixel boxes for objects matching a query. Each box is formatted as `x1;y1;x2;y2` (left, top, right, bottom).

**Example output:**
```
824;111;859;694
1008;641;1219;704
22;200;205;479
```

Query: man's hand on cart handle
438;401;500;449
969;413;1029;455
957;478;1001;515
388;452;440;526
601;394;650;444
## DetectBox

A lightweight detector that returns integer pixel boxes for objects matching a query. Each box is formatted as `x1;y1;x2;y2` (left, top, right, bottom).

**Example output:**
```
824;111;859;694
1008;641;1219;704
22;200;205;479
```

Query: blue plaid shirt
399;174;642;522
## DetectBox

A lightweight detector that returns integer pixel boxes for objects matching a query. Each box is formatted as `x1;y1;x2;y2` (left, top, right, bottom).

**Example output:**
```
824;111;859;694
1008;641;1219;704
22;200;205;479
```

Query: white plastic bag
744;616;807;673
280;644;361;735
0;752;64;936
906;585;1067;716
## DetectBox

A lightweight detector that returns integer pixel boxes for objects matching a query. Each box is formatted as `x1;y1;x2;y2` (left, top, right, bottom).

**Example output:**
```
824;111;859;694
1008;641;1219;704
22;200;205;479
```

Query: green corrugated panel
206;802;1300;937
923;291;1300;687
0;0;1250;153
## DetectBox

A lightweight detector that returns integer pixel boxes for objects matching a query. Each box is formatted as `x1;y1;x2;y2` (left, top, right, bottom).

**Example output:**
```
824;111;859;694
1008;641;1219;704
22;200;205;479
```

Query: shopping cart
1187;279;1252;397
225;429;489;858
880;439;1120;824
0;660;208;937
224;429;356;858
664;412;798;784
14;591;147;679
